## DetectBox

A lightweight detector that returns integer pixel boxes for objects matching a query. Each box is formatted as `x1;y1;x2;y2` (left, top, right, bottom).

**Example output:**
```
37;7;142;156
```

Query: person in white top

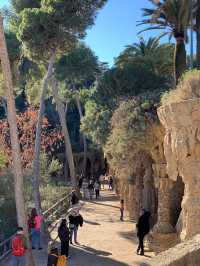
94;181;100;199
99;175;105;190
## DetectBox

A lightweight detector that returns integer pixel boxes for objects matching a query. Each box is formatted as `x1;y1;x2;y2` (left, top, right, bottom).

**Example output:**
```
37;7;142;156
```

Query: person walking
99;175;105;190
71;190;79;205
30;208;42;250
120;199;124;221
94;181;100;199
58;219;70;258
82;178;88;199
69;212;83;244
108;176;113;190
11;227;27;266
88;180;94;200
136;209;151;256
78;175;83;190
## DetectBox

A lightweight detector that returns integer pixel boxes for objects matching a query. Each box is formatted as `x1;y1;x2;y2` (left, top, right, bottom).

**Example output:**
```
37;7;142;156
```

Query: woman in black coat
58;219;70;258
136;210;151;256
69;214;83;244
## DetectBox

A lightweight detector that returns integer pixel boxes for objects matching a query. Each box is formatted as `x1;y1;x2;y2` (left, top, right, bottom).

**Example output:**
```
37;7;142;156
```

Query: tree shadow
118;230;138;244
78;244;112;256
87;200;120;209
68;244;130;266
84;219;101;226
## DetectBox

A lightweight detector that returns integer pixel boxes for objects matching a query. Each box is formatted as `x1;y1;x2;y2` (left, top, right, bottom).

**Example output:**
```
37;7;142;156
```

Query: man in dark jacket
58;219;70;258
136;209;151;256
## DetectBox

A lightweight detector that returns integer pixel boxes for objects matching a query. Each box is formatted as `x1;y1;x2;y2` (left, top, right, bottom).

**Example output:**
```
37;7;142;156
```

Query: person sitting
47;247;58;266
136;209;151;256
11;227;27;266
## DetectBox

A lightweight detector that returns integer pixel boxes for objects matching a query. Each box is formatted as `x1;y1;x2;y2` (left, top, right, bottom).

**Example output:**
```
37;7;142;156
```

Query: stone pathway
59;189;154;266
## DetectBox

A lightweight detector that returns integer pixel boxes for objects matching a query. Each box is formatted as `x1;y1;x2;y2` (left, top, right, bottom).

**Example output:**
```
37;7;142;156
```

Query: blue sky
0;0;182;66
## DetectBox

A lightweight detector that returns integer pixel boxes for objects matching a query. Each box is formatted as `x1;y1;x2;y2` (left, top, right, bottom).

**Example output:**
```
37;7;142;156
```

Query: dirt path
65;189;153;266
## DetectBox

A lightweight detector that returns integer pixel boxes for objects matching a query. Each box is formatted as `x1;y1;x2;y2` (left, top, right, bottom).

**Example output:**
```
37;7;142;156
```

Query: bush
161;70;200;105
0;168;69;240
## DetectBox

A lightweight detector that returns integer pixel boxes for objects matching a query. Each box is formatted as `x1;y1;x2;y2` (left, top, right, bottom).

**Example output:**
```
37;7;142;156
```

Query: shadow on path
69;244;130;266
118;230;138;244
84;219;101;226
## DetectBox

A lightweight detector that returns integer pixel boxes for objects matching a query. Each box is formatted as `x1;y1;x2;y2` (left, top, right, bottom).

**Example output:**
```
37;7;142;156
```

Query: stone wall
158;99;200;241
143;234;200;266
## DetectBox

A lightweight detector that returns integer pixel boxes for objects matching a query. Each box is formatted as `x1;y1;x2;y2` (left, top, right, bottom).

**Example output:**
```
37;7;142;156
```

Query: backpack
57;255;67;266
12;236;25;256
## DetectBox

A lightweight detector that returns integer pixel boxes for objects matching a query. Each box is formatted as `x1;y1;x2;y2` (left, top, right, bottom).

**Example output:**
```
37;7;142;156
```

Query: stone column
128;175;137;221
149;164;178;253
158;99;200;240
153;178;174;234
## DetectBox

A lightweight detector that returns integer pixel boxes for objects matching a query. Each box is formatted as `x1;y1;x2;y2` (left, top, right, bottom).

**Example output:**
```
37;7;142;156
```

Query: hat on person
17;227;24;235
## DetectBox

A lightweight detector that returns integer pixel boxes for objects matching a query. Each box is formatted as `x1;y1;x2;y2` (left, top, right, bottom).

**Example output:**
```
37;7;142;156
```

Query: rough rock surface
143;234;200;266
158;99;200;240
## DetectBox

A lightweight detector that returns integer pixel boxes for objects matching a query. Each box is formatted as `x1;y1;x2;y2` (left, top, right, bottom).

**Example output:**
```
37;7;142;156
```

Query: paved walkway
58;189;154;266
3;189;154;266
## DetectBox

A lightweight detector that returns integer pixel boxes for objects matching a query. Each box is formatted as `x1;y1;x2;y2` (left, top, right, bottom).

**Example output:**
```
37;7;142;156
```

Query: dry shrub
161;70;200;105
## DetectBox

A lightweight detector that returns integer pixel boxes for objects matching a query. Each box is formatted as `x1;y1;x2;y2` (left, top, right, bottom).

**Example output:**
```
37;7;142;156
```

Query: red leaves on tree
0;108;64;168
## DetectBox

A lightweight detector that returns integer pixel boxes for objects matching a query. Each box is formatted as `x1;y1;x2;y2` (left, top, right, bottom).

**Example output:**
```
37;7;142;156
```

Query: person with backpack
30;208;42;250
69;212;83;244
58;219;70;258
11;227;27;266
136;209;151;256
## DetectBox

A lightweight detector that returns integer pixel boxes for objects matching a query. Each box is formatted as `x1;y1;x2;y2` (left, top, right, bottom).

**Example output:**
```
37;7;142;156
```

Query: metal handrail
0;191;71;261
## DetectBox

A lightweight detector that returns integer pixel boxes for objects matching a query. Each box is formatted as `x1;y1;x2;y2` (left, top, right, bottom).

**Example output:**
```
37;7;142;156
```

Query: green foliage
56;43;100;85
11;0;41;12
0;168;68;239
5;31;21;63
115;37;174;77
81;100;111;146
138;0;191;39
104;93;161;169
161;70;200;105
40;153;62;184
16;0;107;59
0;152;7;169
95;63;167;108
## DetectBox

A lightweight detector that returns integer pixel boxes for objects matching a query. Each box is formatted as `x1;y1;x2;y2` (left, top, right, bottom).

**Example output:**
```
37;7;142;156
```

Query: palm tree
115;37;174;77
0;14;35;266
138;0;192;84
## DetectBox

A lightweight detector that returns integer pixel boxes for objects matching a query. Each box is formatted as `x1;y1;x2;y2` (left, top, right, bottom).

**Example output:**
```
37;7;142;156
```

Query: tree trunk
0;16;35;266
174;38;186;84
196;0;200;68
76;96;87;176
32;53;55;214
52;80;76;187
